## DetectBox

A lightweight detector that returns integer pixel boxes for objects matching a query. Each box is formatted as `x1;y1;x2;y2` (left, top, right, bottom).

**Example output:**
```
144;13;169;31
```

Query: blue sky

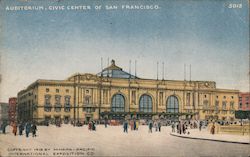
0;0;249;102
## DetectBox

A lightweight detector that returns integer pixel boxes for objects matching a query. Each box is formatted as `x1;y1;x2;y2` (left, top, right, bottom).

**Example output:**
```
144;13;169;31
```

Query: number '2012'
228;3;242;9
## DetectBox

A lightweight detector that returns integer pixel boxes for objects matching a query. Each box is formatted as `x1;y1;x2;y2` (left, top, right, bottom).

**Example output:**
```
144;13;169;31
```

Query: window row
44;106;96;112
45;95;71;105
111;94;179;113
239;102;249;108
46;88;70;93
239;96;249;101
44;106;71;112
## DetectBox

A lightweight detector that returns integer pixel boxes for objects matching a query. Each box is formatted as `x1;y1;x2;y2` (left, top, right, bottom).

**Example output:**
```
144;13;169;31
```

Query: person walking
104;119;108;128
178;121;182;134
158;121;161;132
199;121;202;131
136;120;139;131
19;123;24;136
88;121;92;131
172;122;175;132
133;120;136;130
12;123;17;136
149;121;153;133
2;123;6;134
130;120;134;131
123;120;128;133
211;123;215;135
176;123;179;133
154;121;158;132
31;123;37;137
183;122;186;134
92;121;96;131
25;122;31;138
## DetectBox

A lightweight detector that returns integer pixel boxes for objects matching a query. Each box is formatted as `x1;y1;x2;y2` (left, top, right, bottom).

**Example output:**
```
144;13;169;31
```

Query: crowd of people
171;120;201;135
122;120;163;133
1;121;37;138
0;119;219;137
88;121;96;131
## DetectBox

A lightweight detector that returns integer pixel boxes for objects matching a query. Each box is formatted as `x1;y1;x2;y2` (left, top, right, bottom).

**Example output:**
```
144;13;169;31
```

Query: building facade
17;60;239;123
8;97;17;123
239;92;250;111
0;102;9;125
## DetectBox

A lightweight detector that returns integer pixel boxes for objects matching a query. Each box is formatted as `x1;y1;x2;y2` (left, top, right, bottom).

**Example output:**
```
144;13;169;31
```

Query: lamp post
77;73;80;124
73;75;76;126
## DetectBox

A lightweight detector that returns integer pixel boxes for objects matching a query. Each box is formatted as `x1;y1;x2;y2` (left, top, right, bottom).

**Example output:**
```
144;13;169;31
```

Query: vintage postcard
0;0;249;157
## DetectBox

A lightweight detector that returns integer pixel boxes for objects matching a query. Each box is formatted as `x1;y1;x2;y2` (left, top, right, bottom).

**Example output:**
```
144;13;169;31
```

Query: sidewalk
170;128;250;144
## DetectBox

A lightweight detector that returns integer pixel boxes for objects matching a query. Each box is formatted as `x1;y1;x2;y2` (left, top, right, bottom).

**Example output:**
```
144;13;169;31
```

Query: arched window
139;94;153;113
111;94;125;112
166;96;179;113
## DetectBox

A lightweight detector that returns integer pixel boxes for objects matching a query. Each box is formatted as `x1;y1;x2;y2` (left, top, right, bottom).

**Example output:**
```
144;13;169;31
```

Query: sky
0;0;249;102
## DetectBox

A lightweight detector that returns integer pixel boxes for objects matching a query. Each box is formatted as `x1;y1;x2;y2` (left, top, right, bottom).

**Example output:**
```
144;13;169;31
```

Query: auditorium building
17;60;239;123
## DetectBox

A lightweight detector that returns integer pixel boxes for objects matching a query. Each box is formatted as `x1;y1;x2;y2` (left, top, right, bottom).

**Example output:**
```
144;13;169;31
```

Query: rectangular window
44;95;51;112
222;101;227;110
230;101;234;109
103;89;108;104
159;92;163;106
55;95;61;112
64;96;71;112
132;91;136;104
56;89;59;93
186;93;190;106
239;103;242;108
203;100;208;108
85;96;90;104
215;100;219;111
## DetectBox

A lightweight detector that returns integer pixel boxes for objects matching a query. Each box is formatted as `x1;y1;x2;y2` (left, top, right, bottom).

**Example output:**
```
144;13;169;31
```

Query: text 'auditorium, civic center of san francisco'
17;60;239;123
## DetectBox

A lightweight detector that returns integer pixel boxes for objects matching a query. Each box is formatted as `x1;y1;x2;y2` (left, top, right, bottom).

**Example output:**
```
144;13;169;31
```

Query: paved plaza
0;125;250;157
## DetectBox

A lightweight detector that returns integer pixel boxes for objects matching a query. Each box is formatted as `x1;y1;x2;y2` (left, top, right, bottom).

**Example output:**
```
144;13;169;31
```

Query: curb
170;133;250;145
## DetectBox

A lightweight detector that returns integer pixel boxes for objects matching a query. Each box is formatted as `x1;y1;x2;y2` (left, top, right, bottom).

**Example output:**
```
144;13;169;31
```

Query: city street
0;125;250;157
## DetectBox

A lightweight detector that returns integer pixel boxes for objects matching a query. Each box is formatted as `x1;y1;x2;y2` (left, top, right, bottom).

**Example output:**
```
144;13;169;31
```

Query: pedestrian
183;122;187;134
149;121;153;133
123;120;128;133
194;121;197;129
88;121;92;131
31;123;37;137
12;123;17;136
158;121;161;132
172;123;175;132
25;122;31;138
2;123;6;134
136;120;139;130
19;123;24;135
104;119;108;128
130;120;134;131
176;123;179;133
211;123;215;135
178;121;182;134
199;121;202;131
133;120;136;130
92;121;96;131
154;121;158;132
